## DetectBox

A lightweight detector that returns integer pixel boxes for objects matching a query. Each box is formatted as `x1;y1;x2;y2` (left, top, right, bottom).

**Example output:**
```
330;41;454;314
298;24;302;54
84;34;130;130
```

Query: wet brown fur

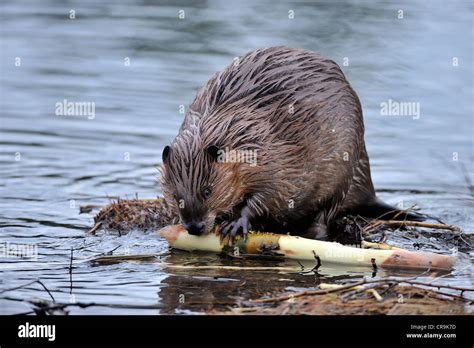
160;46;377;238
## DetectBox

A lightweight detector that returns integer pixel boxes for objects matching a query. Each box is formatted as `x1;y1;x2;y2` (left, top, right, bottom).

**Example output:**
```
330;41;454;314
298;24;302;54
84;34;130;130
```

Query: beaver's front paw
219;207;251;245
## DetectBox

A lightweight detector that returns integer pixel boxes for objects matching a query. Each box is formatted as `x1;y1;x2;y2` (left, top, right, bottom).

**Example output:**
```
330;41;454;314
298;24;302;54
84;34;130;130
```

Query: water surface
0;0;472;314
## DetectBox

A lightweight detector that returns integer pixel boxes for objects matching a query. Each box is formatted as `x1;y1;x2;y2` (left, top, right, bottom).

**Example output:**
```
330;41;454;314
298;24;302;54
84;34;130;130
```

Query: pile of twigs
86;197;177;235
223;274;474;315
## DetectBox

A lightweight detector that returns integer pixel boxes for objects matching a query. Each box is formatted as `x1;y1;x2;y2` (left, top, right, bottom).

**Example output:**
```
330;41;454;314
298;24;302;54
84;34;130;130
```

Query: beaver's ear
162;145;171;163
206;145;221;161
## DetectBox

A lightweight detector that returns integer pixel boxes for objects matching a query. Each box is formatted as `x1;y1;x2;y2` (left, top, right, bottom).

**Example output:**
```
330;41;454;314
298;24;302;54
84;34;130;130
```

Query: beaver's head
160;143;246;236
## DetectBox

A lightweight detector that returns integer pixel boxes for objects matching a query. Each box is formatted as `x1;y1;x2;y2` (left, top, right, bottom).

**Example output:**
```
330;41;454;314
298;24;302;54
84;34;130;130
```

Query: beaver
160;46;422;242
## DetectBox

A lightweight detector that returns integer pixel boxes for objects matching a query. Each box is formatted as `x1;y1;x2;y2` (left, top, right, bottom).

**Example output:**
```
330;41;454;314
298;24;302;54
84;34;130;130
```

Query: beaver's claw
219;208;250;246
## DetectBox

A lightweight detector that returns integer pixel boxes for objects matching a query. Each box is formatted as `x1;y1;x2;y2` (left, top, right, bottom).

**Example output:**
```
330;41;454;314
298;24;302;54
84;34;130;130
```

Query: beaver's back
187;46;363;144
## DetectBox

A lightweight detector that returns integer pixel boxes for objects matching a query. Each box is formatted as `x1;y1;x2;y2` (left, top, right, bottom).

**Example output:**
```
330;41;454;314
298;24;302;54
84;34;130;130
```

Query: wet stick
163;264;298;272
364;220;460;233
159;225;456;271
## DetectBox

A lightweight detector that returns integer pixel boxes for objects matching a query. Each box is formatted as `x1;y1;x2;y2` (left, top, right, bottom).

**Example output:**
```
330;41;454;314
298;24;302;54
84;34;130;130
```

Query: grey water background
0;0;472;314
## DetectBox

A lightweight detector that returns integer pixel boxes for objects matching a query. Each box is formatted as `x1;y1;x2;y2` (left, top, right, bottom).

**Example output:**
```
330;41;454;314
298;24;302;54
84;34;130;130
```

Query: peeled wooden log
159;225;456;271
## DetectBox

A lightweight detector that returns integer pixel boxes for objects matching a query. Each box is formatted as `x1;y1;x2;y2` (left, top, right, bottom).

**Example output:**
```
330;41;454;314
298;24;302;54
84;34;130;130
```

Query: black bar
0;315;470;347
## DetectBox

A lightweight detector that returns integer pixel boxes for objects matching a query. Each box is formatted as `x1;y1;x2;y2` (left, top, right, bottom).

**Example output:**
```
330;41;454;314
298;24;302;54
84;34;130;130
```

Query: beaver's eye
203;187;212;199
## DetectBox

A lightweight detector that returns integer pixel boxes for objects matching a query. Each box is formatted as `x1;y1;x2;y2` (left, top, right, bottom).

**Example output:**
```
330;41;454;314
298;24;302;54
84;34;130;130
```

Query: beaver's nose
184;221;205;236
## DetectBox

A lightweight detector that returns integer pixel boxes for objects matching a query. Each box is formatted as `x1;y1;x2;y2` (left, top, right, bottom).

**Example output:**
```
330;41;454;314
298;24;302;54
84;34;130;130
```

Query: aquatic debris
364;219;461;233
163;264;298;272
225;283;471;315
250;276;473;304
89;253;164;265
86;198;178;234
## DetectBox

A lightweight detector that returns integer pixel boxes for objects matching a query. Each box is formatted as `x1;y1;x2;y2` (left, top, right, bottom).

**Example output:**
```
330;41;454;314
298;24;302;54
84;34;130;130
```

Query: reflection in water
0;0;472;313
158;251;369;314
